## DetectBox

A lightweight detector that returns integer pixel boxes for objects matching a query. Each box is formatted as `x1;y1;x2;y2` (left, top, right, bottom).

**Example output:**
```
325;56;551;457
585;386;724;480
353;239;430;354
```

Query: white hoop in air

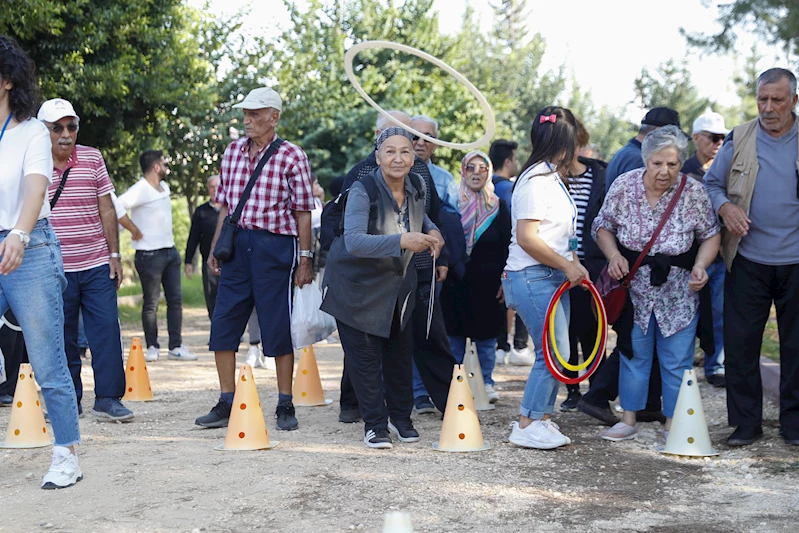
344;40;496;151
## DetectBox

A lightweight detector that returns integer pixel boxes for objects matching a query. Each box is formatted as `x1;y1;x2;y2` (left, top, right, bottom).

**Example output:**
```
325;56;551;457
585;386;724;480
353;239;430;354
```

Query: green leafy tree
683;0;799;68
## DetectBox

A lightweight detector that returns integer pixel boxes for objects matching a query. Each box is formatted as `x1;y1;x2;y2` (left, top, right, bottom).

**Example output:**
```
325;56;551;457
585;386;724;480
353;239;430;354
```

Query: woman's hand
688;265;709;292
608;254;630;281
0;234;25;275
564;261;589;288
496;284;505;304
400;232;439;254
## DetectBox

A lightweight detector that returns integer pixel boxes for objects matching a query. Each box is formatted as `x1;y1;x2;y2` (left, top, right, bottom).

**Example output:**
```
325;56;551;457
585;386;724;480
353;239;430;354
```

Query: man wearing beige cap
683;111;730;181
196;87;315;431
37;98;133;421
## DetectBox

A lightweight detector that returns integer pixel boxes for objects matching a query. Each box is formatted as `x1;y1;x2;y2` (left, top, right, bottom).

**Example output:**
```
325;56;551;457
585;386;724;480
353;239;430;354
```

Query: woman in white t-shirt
500;106;589;450
0;35;82;488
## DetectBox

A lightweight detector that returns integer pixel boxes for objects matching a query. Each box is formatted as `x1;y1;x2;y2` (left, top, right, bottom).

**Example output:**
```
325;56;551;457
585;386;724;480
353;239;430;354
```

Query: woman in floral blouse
592;125;720;443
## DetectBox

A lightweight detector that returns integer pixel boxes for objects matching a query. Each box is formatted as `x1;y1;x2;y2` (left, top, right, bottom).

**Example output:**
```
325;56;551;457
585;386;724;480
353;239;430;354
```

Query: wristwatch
109;252;122;259
298;250;314;259
9;229;30;247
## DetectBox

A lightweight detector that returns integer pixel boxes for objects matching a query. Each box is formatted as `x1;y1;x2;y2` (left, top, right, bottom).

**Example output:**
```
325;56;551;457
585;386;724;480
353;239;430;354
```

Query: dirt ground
2;308;798;533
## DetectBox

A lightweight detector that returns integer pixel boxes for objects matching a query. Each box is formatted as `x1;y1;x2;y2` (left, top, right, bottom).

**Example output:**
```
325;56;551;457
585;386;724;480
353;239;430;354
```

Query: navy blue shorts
209;229;296;356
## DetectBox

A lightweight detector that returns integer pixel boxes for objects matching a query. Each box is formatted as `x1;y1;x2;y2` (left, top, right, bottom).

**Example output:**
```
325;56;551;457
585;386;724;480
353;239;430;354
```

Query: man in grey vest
704;68;799;447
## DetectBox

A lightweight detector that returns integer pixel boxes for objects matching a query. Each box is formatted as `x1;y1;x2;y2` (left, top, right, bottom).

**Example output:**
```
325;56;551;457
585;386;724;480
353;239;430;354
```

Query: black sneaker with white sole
275;402;299;431
387;419;420;443
195;398;231;428
364;428;393;449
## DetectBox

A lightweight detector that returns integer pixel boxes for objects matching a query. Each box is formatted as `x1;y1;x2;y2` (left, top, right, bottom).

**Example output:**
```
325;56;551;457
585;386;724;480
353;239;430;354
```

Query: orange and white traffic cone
216;364;277;451
293;346;331;406
122;337;153;401
0;364;51;448
432;365;490;452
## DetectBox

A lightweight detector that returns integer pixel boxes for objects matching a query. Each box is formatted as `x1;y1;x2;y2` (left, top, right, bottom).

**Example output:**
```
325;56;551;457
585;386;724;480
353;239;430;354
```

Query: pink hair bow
539;114;557;124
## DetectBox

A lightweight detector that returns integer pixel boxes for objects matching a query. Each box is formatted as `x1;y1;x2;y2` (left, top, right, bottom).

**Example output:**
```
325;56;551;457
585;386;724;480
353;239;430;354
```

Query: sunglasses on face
704;133;725;143
411;134;437;143
49;123;78;134
465;164;489;175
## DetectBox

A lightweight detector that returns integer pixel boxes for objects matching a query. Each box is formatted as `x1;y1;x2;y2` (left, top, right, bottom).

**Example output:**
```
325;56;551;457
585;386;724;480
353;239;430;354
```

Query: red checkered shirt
215;133;315;234
47;145;115;272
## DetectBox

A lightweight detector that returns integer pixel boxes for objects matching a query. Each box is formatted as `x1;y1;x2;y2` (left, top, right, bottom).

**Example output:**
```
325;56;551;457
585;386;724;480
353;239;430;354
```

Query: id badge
568;236;579;252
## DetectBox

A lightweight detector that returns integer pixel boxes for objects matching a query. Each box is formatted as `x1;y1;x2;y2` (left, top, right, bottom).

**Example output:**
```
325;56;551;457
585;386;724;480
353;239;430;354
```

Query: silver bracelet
109;253;122;259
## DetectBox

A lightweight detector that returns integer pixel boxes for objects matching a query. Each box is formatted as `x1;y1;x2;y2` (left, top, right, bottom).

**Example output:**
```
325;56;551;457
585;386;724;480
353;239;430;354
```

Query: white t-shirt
116;178;175;251
0;119;54;230
505;161;577;271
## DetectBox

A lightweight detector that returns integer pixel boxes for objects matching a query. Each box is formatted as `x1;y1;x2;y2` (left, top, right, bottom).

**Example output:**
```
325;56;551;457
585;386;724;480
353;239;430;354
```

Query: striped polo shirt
47;145;115;272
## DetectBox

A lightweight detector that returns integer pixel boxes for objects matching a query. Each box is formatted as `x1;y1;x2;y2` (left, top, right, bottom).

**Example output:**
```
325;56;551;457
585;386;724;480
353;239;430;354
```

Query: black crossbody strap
230;138;284;224
49;168;72;209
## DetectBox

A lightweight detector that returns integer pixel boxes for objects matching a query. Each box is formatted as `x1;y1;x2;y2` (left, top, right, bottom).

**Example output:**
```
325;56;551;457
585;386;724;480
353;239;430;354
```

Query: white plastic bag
291;281;337;348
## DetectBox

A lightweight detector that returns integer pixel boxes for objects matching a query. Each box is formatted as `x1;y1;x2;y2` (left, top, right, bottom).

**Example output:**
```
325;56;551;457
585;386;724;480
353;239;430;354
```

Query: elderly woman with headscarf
441;151;510;403
592;125;720;443
320;126;444;449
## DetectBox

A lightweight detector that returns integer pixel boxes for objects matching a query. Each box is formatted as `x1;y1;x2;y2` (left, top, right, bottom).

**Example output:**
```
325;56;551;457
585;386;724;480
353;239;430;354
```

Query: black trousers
565;286;598;392
340;278;456;413
582;348;663;411
497;311;529;352
202;261;220;321
725;255;799;432
0;321;28;397
336;314;413;432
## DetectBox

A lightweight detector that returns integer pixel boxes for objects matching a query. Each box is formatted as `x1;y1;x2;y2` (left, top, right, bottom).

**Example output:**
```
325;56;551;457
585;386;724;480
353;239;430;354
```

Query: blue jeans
0;220;81;446
620;312;699;419
448;336;495;386
63;264;125;402
704;258;726;376
501;265;569;419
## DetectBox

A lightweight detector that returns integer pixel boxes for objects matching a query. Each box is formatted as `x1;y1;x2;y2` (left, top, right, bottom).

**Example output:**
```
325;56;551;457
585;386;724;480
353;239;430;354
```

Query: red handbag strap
622;175;687;287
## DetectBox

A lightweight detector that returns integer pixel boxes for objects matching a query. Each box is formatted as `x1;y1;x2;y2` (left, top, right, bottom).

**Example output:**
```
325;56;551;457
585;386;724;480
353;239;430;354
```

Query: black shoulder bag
213;138;284;262
49;168;72;209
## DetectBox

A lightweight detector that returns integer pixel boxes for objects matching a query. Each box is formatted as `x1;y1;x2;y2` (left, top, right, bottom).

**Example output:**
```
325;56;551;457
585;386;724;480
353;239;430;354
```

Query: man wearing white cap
683;111;730;181
196;87;315;431
37;98;133;421
682;111;730;388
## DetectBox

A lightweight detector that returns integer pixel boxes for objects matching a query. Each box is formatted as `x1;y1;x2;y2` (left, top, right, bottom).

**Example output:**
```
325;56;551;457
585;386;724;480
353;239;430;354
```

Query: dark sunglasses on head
49;123;78;134
411;134;437;143
704;133;725;143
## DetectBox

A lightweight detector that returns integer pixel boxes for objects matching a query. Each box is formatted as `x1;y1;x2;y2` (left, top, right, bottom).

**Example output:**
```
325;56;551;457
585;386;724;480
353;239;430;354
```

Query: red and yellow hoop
542;279;608;384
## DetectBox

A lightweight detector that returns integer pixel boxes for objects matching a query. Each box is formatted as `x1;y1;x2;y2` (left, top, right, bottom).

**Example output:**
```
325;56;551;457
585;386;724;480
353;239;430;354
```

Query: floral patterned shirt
592;169;719;336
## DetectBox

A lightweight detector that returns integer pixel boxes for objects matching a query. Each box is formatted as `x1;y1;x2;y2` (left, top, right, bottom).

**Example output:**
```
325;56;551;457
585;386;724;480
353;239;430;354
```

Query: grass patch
761;305;780;362
118;275;206;325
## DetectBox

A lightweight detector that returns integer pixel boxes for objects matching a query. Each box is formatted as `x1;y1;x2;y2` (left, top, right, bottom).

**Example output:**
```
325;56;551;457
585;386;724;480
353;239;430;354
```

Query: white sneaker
41;446;83;489
495;348;508;365
485;384;500;403
508;420;569;449
246;345;263;368
508;347;535;366
167;344;197;361
144;346;159;362
541;419;571;445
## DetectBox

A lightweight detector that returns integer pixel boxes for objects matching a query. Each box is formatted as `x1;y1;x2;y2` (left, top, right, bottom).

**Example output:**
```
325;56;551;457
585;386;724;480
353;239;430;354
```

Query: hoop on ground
542;279;608;385
344;40;496;151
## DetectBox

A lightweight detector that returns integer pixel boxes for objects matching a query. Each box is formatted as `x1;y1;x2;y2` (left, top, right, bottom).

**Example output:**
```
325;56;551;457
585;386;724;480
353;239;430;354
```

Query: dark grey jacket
320;169;428;338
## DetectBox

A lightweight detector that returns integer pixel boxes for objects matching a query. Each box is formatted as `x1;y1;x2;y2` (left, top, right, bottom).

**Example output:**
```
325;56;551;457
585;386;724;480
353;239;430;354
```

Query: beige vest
721;118;799;270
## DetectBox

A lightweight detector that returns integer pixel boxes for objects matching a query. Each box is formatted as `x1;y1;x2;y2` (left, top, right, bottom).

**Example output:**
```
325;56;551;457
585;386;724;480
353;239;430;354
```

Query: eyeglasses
465;164;489;175
703;133;725;143
48;123;78;134
411;134;437;144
